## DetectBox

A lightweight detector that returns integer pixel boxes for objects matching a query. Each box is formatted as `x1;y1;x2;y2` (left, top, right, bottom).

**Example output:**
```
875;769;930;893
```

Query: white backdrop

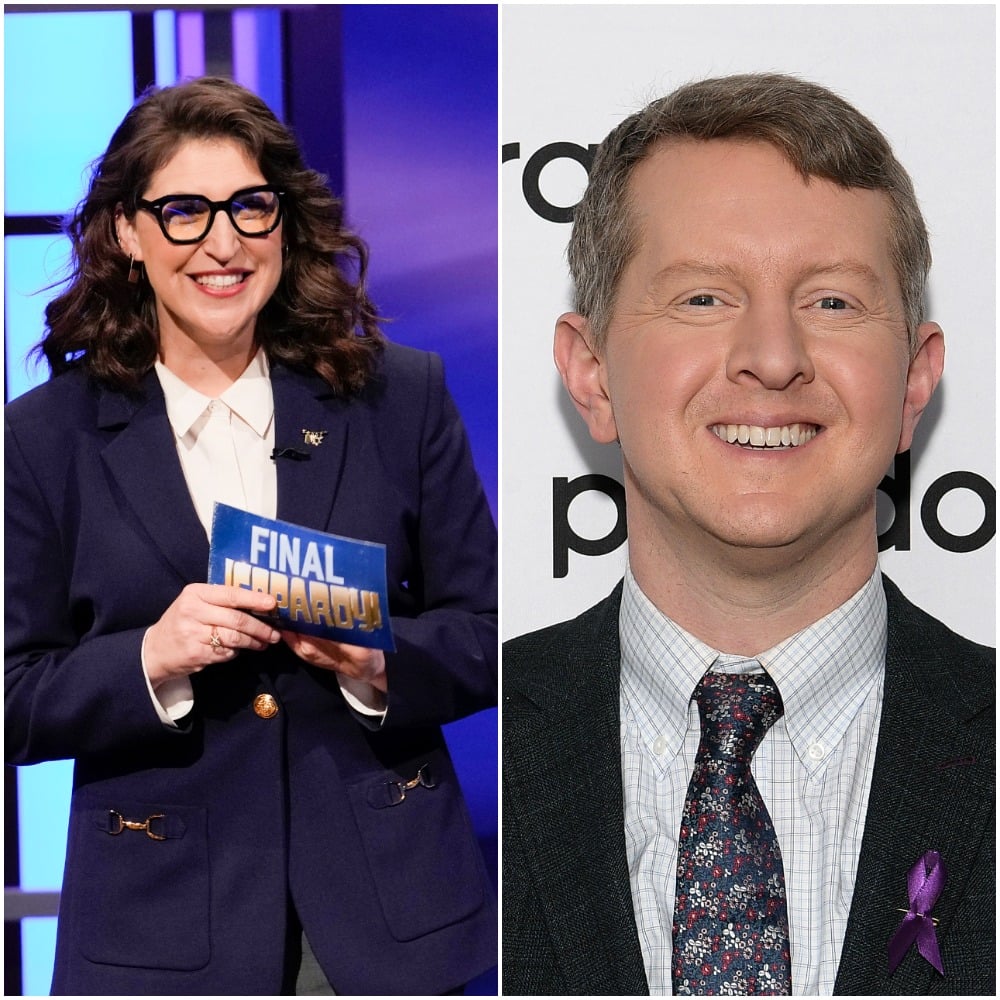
501;4;995;645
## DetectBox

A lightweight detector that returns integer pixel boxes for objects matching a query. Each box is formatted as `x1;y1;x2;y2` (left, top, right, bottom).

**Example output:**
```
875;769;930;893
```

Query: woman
5;77;497;995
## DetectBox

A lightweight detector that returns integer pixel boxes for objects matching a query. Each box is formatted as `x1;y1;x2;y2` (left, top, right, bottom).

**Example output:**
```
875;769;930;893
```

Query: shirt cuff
141;629;195;726
337;674;387;721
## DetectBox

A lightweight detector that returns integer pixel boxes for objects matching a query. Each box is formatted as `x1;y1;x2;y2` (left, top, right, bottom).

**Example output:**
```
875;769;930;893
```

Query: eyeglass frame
134;184;285;245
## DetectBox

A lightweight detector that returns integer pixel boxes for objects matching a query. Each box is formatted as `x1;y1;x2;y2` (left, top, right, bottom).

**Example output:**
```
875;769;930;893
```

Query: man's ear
897;321;945;453
553;312;618;444
114;206;143;261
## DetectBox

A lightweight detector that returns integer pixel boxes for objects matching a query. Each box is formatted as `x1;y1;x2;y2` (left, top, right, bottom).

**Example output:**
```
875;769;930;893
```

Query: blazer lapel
505;587;649;993
269;364;350;531
99;374;208;584
834;581;993;995
98;365;353;580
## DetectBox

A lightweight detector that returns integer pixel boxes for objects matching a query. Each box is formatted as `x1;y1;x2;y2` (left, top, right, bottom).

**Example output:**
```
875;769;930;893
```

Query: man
502;74;994;996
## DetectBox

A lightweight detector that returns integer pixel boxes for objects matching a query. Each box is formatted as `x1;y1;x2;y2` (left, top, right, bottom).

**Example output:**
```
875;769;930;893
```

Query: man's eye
685;294;720;307
818;297;849;310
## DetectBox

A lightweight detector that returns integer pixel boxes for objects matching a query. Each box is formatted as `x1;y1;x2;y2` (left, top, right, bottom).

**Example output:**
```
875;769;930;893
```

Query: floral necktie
672;670;792;995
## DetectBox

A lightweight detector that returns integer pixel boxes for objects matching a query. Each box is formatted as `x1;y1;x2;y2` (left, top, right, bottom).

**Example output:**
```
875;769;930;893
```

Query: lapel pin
887;850;946;975
301;429;327;447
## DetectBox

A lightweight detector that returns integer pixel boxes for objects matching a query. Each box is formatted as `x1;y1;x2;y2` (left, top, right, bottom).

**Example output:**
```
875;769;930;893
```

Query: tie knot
693;670;782;761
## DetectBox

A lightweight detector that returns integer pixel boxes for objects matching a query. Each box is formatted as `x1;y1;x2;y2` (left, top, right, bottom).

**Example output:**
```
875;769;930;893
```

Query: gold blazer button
253;693;279;719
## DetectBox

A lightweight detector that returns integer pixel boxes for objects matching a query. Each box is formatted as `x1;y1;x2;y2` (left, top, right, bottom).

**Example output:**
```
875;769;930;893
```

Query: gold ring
209;628;223;649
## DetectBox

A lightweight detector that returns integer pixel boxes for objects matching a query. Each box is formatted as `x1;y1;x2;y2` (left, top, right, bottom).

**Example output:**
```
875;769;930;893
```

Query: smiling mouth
193;273;249;289
709;422;821;449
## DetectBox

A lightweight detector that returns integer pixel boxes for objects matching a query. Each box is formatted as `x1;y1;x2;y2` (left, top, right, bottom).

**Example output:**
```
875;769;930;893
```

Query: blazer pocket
347;761;486;942
68;800;211;971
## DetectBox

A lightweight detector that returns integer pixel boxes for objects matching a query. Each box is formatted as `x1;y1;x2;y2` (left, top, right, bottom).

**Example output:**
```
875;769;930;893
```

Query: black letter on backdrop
920;471;996;552
552;474;627;578
877;452;911;552
521;142;598;223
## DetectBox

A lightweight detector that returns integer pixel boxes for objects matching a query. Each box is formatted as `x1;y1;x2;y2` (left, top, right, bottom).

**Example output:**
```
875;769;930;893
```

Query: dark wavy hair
38;76;384;394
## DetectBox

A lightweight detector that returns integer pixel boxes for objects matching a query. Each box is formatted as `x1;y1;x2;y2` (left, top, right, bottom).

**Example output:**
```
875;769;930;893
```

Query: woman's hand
144;584;281;689
281;632;387;693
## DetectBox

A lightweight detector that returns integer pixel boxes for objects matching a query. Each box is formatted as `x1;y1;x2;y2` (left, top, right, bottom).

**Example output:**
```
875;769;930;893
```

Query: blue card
207;503;395;651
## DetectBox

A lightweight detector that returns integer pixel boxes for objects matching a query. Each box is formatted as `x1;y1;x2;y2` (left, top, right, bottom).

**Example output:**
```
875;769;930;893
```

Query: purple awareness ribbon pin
887;851;946;975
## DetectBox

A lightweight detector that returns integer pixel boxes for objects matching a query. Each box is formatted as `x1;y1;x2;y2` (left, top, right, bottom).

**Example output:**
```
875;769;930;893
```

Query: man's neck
627;518;879;656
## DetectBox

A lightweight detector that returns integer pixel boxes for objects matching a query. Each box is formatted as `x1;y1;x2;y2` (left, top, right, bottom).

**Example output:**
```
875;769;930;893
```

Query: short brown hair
39;76;383;394
569;73;930;353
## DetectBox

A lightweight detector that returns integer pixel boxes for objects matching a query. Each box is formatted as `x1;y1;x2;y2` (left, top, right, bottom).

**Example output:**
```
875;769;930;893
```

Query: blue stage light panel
4;12;134;217
17;761;74;891
154;9;178;86
22;917;59;996
4;234;71;401
233;7;285;121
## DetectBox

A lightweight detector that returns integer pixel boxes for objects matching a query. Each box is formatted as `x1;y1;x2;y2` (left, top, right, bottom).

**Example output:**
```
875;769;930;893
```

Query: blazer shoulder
504;583;623;710
883;574;994;663
273;340;442;414
5;368;98;427
5;371;112;485
273;342;447;467
345;341;448;446
377;338;442;377
882;574;994;720
366;340;443;403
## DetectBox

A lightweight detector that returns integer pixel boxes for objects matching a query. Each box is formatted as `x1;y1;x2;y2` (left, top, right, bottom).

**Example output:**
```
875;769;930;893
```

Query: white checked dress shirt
143;351;383;722
620;565;886;995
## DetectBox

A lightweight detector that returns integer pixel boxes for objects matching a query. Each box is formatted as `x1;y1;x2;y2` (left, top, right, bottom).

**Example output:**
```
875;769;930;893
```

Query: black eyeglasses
135;185;284;245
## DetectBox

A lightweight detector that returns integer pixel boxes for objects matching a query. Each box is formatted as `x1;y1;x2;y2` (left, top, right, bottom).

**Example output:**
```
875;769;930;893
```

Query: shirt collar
759;570;885;775
620;565;718;763
155;350;274;439
619;564;886;775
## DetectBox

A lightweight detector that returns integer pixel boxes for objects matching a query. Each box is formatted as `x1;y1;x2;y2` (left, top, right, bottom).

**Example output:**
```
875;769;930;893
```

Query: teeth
710;423;819;449
195;273;245;288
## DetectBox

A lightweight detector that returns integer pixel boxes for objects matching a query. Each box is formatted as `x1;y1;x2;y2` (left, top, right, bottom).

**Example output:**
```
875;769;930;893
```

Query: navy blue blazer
5;341;497;995
502;577;994;995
